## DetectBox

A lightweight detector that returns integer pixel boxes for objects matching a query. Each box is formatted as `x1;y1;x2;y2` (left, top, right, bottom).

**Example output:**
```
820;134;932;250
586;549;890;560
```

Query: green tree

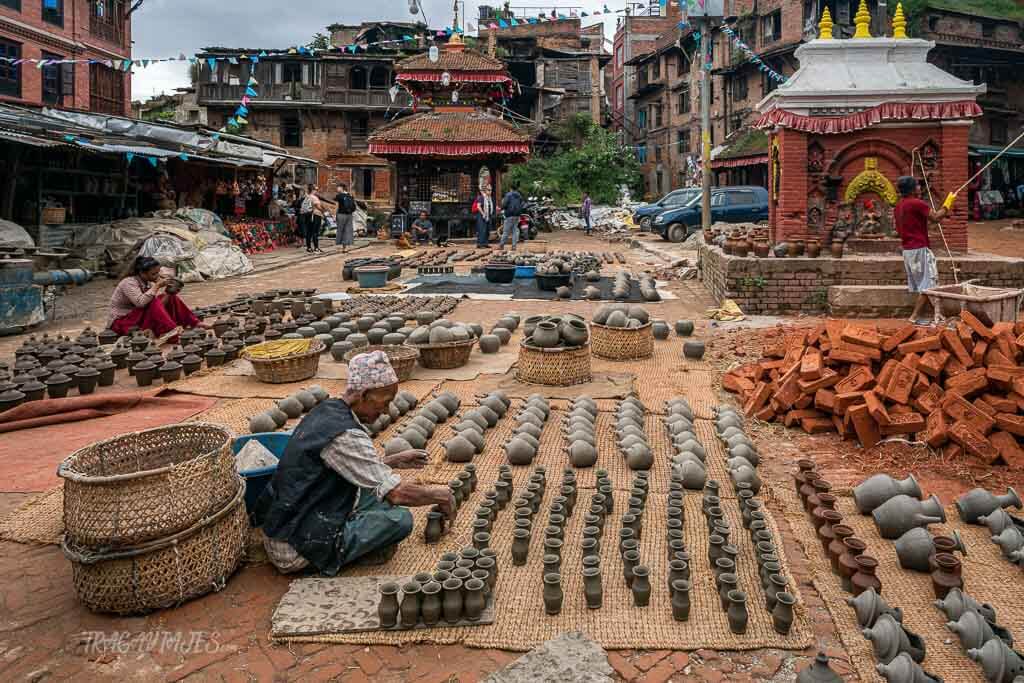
508;114;642;205
308;32;330;51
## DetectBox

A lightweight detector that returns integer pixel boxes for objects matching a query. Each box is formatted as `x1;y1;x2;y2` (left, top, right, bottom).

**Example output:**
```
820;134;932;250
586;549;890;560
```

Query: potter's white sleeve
320;430;401;499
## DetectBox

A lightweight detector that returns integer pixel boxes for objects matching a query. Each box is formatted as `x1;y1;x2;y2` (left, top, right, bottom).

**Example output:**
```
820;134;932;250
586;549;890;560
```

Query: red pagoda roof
397;48;506;73
368;111;531;158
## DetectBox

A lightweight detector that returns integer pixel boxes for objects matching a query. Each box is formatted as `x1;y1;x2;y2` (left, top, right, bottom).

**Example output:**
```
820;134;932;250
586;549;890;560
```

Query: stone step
828;285;916;318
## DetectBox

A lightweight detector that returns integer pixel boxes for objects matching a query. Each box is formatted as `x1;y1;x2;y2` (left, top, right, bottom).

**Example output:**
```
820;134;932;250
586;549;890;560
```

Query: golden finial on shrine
893;2;908;39
819;7;834;40
450;0;464;44
854;0;872;38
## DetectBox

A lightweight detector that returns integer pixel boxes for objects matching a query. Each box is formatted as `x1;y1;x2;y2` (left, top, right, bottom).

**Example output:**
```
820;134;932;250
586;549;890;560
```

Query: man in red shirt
894;176;955;323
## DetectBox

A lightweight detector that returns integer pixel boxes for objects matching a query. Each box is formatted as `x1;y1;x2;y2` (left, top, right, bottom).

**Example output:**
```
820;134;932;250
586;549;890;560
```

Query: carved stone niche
824;175;843;202
808;140;825;174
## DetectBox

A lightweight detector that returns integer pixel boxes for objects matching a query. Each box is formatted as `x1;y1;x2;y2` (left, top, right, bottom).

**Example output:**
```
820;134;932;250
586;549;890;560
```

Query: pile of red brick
723;312;1024;468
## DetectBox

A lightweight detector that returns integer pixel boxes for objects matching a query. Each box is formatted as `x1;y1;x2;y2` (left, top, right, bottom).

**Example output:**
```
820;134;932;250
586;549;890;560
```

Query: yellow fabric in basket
245;339;312;359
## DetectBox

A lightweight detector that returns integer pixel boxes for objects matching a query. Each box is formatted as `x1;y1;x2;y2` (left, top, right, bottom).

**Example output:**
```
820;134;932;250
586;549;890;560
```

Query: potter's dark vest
253;399;361;575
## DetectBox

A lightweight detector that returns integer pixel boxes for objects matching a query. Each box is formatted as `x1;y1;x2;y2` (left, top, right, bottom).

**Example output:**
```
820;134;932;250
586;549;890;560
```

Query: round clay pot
478;334;501;354
831;241;845;258
75;367;100;394
930;552;963;599
561;319;588;347
158;361;183;383
851;555;883;596
133;361;157;387
249;412;277;434
806;239;821;258
44;373;73;399
683;341;705;359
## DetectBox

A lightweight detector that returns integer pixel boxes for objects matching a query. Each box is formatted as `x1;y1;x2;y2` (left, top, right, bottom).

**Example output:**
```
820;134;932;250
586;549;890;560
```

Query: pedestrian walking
335;183;357;253
293;187;307;248
581;191;593;236
893;175;954;324
499;184;524;251
473;188;493;248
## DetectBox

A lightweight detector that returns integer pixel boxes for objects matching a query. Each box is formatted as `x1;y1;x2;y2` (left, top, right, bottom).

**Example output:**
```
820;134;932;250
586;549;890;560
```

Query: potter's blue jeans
332;489;413;568
476;216;490;247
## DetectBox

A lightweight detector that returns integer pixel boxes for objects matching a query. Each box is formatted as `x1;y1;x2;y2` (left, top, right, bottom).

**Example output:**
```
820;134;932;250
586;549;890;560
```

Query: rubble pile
548;206;634;235
723;313;1024;470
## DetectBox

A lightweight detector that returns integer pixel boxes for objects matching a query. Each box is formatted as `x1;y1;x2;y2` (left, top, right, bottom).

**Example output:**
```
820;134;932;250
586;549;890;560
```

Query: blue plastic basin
515;265;536;278
354;265;390;288
232;431;292;516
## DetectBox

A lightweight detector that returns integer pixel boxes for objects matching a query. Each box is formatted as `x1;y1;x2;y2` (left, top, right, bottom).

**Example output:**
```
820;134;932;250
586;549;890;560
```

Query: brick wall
0;0;131;114
698;240;1024;315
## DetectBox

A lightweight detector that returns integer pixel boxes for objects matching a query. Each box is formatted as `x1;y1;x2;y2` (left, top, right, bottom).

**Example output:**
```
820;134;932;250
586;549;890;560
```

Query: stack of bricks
723;312;1024;469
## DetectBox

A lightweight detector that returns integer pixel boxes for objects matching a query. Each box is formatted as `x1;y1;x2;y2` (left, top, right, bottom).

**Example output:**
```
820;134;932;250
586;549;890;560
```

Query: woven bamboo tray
590;321;654;361
58;423;237;548
411;338;476;370
516;341;592;386
343;344;420;382
244;339;324;383
62;478;248;615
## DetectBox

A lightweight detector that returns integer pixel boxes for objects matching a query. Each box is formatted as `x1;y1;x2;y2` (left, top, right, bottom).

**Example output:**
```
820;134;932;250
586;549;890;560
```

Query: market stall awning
368;111;531;158
970;145;1024;158
711;128;770;168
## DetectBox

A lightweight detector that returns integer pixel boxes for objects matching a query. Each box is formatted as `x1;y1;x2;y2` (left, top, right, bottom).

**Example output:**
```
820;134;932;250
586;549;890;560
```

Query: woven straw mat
278;406;814;650
776;485;1024;683
0;488;63;545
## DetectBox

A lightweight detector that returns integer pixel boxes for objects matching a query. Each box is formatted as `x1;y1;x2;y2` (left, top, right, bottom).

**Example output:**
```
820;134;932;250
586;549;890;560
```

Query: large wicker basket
58;423;237;548
343;344;420;382
413;338;476;370
243;339;324;383
590;321;654;361
517;341;592;386
62;479;248;615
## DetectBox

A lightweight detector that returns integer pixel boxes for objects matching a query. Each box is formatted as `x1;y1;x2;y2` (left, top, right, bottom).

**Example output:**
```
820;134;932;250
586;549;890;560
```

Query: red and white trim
755;101;982;134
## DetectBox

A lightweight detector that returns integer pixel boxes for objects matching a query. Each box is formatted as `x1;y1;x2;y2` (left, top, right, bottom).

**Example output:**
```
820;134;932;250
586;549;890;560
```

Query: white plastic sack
235;440;279;472
138;233;197;266
192;242;254;280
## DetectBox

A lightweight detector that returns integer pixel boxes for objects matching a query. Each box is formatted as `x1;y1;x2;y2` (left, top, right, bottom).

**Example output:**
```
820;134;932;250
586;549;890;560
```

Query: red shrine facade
755;13;984;254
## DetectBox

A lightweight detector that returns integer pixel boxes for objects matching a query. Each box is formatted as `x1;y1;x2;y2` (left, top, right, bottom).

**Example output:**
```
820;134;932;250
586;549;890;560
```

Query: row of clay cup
572;468;614;574
424;463;478;544
504;395;551;466
378;545;499;629
443;391;511;462
619;471;652;590
665;398;707;490
536;469;582;575
662;474;693;623
510;466;552;566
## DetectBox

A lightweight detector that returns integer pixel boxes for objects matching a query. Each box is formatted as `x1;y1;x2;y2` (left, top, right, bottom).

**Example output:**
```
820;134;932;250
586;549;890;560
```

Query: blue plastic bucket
514;265;536;278
231;431;292;515
354;265;390;288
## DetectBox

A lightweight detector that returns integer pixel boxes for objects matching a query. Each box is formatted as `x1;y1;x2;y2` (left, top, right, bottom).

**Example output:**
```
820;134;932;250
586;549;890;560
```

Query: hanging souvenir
429;46;439;63
441;71;451;86
452;90;459;103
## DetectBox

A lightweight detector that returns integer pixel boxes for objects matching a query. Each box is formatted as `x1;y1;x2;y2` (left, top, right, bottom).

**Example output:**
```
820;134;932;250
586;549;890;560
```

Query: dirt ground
967;218;1024;257
0;228;1008;682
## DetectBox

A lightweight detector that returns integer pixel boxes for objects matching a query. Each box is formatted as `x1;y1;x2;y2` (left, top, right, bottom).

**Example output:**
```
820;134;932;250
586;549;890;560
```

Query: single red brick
800;348;824;381
834;391;867;415
944;367;989;397
957;321;975;351
864;390;891;425
992;430;1024;468
972;340;990;366
898;335;943;354
834;366;875;395
985;347;1014;368
994;332;1018;363
754;405;776;422
877;359;899;391
744;381;772;416
794;394;814;410
842;326;884;350
925;409;949;447
832;413;848;438
940;328;973;367
849;404;881;448
942;392;995;434
995;412;1024;436
918;350;950;378
949;421;999;463
885;362;918;404
944;356;967;379
785;408;824;427
798;367;841;394
724;372;751;394
882;324;917;353
774;371;803;411
802;416;836;434
912;383;944;415
829;348;872;365
880;411;925;435
974;397;997;417
783;345;807;372
993;322;1016;336
961;309;995;340
985;364;1024;390
763;340;787;359
815;388;836;412
942;441;964;460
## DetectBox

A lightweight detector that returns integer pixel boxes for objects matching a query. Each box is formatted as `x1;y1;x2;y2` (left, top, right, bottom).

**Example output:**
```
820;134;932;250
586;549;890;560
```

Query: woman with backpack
335;183;357;253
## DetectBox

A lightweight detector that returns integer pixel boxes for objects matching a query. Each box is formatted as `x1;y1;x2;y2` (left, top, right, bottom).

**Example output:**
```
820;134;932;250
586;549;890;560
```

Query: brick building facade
0;0;131;115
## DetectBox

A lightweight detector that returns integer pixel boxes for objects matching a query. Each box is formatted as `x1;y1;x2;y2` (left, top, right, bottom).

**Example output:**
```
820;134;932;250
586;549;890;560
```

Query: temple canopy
368;111;531;159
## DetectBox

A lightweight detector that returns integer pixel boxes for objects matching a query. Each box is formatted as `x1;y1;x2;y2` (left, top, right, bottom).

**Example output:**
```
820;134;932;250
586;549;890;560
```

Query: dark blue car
653;186;769;242
632;188;701;231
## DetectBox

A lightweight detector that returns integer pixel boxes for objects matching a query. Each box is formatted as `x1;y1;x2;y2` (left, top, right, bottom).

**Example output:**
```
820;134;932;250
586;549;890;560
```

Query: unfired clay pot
846;587;903;629
853;474;922;514
863;614;926;665
875;652;942;683
946;607;1002;651
956;487;1022;524
872;494;946;540
934;587;997;624
966;634;1024;683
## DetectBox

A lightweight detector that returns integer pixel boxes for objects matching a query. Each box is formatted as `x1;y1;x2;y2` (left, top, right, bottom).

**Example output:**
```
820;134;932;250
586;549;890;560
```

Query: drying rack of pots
563;396;598;468
378;540;500;629
613;469;659;614
516;315;591;387
503;395;552;466
713;406;795;636
590;305;654;361
373;390;460;442
441;391;511;463
247;385;331;433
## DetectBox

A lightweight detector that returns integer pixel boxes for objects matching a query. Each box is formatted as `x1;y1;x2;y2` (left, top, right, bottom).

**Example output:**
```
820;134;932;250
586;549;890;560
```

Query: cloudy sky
131;0;624;100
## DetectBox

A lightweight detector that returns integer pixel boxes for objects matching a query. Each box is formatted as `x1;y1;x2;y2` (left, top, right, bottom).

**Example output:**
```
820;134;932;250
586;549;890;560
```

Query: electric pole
699;20;712;234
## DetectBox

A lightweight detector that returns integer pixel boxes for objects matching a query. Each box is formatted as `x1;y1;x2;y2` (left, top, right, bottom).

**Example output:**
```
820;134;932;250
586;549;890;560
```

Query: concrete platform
828;285;916;318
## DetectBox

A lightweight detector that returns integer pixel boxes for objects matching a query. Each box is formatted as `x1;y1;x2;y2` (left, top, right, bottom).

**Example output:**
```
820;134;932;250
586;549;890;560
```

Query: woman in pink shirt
108;256;203;339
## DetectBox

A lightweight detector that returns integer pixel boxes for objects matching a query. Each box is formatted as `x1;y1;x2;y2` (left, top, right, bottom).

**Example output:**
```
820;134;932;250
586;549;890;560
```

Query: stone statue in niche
831;202;854;245
855;198;883;236
918;141;939;170
807;191;825;233
807;141;825;174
